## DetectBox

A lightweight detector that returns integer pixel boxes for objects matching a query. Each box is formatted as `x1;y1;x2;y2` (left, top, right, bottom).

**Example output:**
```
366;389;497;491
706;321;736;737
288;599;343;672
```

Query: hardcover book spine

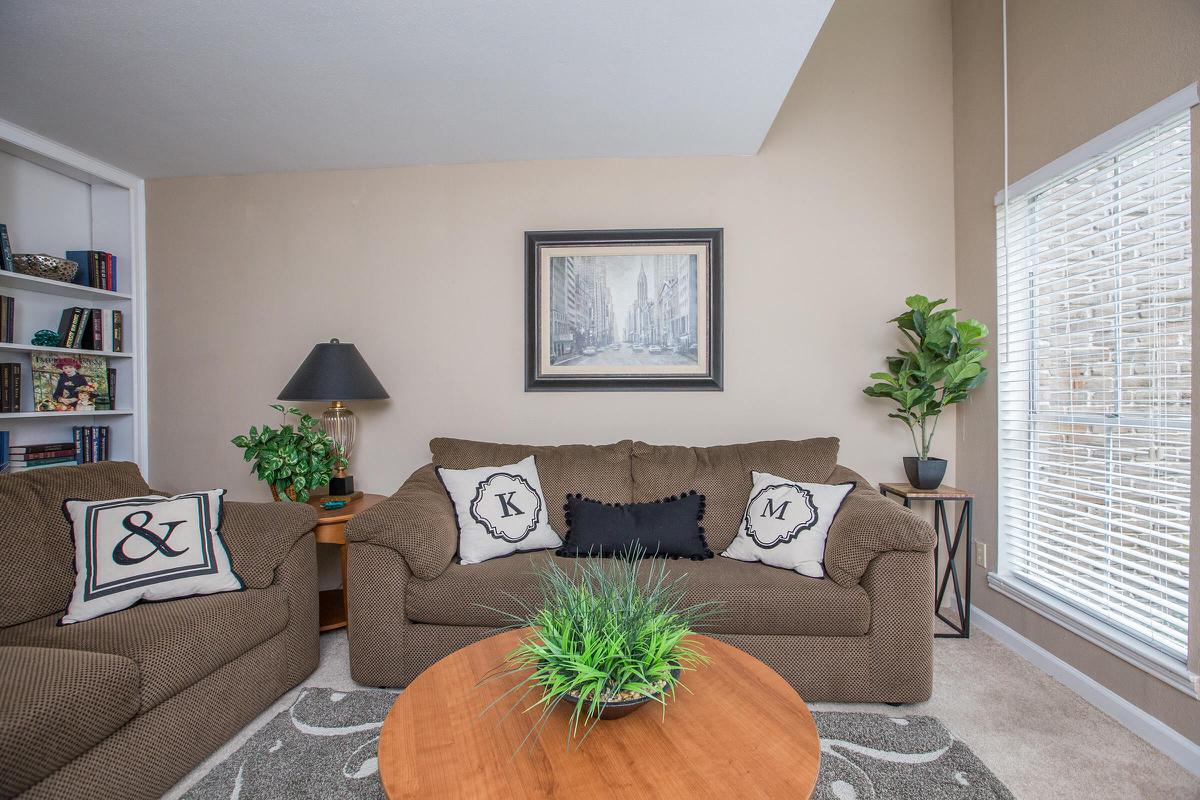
1;364;10;413
66;250;91;287
12;362;20;413
91;307;102;351
113;310;123;352
73;426;84;464
11;454;77;466
10;448;77;460
75;308;92;349
56;308;74;347
10;441;76;454
0;430;8;472
91;252;101;289
106;253;114;292
99;426;109;461
66;307;83;348
0;224;12;272
106;367;117;410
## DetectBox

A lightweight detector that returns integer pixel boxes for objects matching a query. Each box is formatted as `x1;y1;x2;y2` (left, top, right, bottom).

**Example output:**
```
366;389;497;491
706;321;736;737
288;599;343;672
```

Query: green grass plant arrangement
483;546;720;750
231;404;337;503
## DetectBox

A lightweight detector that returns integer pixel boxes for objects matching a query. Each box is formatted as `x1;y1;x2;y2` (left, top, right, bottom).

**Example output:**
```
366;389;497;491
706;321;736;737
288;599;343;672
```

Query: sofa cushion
0;584;289;711
0;645;141;798
722;474;856;578
405;550;869;637
61;490;243;624
437;456;563;564
557;492;712;560
0;462;153;628
631;438;841;552
430;438;633;535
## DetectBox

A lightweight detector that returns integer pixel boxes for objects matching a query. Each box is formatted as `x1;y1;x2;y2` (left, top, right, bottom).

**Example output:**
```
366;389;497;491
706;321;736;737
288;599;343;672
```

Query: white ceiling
0;1;833;179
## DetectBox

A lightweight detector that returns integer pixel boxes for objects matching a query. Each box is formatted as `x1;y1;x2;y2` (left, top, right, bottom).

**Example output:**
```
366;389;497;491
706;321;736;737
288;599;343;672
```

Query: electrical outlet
975;542;988;568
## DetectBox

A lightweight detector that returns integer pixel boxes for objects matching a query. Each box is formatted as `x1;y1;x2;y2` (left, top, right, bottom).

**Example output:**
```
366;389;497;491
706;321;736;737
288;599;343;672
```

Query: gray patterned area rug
183;688;1014;800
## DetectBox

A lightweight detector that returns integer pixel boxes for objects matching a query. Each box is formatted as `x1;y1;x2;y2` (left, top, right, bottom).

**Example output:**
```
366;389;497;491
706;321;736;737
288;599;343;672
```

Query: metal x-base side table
880;482;975;638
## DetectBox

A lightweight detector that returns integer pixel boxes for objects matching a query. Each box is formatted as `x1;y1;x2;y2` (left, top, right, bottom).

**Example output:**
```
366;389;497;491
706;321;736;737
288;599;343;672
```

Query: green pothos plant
231;405;336;502
863;295;989;459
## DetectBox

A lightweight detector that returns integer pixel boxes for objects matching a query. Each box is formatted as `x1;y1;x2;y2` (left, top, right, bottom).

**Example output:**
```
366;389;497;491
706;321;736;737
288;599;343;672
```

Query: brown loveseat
346;437;937;703
0;462;320;800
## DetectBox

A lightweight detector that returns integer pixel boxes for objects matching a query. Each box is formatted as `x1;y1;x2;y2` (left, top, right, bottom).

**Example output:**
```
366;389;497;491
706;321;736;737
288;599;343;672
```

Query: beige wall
146;0;955;500
952;0;1200;744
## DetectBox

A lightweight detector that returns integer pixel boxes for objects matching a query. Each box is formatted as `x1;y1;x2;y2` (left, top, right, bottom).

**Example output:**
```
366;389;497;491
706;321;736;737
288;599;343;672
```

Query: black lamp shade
278;339;389;401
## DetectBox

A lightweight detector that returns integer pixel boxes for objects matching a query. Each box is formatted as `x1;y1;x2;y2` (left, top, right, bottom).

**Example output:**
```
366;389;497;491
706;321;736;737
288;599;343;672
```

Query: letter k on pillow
437;455;563;564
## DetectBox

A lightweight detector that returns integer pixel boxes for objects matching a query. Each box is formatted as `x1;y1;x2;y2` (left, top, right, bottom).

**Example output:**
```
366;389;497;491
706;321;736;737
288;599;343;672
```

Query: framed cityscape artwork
525;228;723;391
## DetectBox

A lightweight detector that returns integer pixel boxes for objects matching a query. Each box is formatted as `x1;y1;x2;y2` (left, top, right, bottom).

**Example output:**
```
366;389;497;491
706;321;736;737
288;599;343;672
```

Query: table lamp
278;339;389;496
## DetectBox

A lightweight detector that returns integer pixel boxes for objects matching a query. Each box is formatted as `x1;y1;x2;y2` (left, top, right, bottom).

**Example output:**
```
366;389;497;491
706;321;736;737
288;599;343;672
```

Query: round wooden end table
377;629;821;799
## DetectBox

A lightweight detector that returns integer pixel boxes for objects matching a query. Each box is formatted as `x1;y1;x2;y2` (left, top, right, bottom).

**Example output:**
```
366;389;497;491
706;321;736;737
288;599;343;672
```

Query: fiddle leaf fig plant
231;404;336;503
863;295;989;459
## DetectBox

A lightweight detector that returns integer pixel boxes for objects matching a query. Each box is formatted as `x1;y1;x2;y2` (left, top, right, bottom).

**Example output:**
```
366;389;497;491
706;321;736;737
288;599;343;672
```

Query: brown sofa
346;437;937;703
0;462;320;800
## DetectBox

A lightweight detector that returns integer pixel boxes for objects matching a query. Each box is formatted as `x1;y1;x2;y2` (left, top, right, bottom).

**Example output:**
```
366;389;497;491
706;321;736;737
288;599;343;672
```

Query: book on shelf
0;225;12;272
30;351;108;412
8;455;77;471
0;362;21;413
0;431;7;472
65;250;117;292
54;307;122;352
5;439;86;471
103;366;117;410
11;447;76;460
71;425;110;464
57;307;81;348
0;295;13;343
10;440;75;454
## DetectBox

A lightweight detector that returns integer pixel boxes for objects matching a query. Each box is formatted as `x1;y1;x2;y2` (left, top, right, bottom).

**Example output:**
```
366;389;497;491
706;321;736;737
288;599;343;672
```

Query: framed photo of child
32;352;111;412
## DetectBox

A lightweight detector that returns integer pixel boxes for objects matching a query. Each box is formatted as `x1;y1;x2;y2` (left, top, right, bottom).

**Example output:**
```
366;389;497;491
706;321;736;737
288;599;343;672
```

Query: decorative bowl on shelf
12;253;78;283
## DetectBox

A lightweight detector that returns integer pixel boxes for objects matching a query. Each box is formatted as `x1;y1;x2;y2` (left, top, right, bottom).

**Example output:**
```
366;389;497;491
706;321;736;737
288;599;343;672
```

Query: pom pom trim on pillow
556;490;712;561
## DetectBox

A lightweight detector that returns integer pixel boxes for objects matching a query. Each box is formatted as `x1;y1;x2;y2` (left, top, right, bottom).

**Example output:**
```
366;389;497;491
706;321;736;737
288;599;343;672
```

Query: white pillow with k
437;455;562;564
722;471;855;578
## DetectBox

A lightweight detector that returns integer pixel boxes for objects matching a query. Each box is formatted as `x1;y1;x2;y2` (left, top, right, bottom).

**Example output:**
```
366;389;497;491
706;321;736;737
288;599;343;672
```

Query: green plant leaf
865;295;989;456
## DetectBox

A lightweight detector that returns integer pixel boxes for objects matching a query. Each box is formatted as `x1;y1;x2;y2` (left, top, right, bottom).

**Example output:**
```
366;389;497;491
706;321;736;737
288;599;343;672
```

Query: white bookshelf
0;118;147;471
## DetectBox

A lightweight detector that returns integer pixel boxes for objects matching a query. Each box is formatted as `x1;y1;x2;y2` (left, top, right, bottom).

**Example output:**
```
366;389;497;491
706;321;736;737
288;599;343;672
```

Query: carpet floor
180;689;1014;799
164;630;1200;800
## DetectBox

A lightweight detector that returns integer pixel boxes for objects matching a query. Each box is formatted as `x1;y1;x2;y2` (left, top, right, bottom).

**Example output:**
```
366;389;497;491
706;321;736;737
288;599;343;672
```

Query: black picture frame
525;228;723;391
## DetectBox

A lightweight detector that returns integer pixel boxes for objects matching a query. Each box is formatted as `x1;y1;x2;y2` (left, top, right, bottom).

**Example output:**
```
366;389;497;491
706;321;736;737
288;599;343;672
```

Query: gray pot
903;457;947;490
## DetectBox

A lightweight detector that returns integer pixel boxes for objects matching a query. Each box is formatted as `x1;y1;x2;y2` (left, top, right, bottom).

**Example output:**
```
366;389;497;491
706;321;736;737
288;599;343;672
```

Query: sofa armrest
344;464;457;581
220;501;317;589
823;466;935;588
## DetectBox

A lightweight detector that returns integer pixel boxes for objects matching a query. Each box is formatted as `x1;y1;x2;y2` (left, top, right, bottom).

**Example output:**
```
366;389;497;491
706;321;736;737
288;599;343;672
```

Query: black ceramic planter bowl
903;456;947;490
560;668;680;720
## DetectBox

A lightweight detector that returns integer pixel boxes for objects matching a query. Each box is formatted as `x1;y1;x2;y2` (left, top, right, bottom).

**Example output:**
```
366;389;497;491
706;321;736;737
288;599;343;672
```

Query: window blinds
996;110;1192;660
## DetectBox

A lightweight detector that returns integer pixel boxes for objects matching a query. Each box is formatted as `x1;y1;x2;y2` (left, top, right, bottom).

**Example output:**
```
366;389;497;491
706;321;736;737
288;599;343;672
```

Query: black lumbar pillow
556;491;712;560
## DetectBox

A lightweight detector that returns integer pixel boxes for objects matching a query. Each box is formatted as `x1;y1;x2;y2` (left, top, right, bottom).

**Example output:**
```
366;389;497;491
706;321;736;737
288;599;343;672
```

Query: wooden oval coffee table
377;629;821;798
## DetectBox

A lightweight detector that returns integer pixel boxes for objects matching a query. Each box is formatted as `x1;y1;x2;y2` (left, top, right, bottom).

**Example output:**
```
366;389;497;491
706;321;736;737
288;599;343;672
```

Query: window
995;91;1194;672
